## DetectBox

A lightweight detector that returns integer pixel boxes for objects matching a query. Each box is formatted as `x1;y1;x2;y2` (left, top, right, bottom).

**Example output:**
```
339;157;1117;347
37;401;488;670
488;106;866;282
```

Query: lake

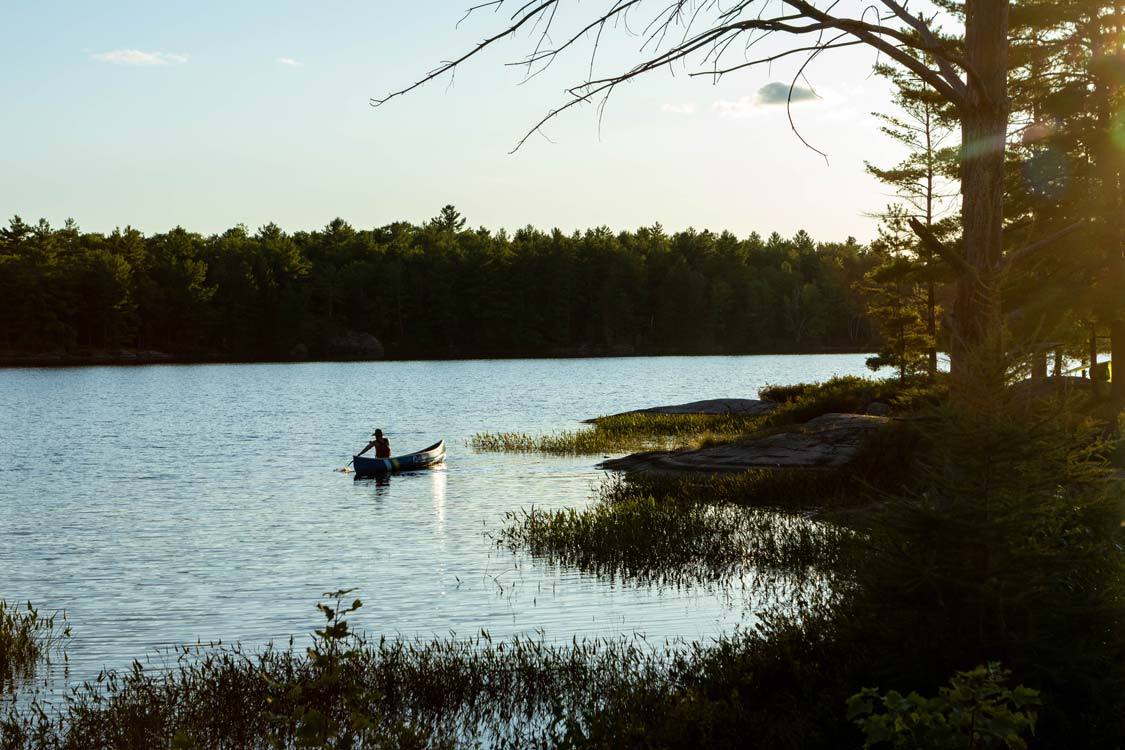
0;354;873;684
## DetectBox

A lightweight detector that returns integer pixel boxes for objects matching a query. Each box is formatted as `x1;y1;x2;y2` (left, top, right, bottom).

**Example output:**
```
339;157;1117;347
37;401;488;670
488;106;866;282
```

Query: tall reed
0;601;69;691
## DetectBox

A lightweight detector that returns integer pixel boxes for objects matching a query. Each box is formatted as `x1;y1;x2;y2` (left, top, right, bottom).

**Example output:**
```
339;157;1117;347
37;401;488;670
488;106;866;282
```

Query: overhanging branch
909;217;976;279
374;0;971;150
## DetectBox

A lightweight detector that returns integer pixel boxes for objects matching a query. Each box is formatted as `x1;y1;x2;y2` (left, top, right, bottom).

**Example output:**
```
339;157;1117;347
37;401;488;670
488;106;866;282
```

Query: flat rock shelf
600;413;890;474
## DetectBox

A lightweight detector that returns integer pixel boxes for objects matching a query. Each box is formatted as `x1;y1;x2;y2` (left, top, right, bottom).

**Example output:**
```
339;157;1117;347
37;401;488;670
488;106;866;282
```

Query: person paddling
359;429;391;459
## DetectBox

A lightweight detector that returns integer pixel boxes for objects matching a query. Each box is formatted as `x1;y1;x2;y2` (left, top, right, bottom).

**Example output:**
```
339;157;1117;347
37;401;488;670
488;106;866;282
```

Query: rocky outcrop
588;398;777;423
600;413;890;474
326;331;384;360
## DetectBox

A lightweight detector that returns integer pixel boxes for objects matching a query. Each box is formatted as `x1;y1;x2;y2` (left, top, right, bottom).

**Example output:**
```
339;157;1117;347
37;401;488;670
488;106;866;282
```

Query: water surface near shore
0;354;872;683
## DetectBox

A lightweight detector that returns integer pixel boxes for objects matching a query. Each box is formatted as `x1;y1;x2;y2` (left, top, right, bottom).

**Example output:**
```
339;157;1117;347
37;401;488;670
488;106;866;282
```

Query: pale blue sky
1;1;914;241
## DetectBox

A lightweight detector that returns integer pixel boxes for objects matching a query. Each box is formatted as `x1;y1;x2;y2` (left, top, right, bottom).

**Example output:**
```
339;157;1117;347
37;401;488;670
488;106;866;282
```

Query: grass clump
0;601;69;691
470;412;767;456
497;496;848;586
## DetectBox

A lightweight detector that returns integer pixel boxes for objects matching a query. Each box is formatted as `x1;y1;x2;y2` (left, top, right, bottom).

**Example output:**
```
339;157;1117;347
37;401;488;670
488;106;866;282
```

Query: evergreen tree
863;63;960;377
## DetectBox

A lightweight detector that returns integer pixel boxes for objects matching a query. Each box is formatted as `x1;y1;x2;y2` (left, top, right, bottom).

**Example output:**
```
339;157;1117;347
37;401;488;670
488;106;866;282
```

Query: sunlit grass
0;601;70;690
469;412;768;456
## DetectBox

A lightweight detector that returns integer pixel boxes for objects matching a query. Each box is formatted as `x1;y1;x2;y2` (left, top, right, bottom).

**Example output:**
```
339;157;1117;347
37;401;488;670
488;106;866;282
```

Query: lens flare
1112;108;1125;151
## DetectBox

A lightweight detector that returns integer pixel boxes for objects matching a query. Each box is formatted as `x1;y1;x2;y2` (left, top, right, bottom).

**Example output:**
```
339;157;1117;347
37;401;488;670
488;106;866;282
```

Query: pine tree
862;63;960;377
860;207;938;381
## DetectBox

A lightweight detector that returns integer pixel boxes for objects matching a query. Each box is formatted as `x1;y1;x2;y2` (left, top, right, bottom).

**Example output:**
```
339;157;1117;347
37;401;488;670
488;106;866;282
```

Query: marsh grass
469;412;768;456
0;597;766;750
499;500;849;588
497;480;853;588
0;602;69;692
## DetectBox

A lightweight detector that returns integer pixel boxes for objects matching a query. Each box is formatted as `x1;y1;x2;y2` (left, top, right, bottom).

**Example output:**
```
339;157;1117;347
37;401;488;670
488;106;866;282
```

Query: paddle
338;436;380;472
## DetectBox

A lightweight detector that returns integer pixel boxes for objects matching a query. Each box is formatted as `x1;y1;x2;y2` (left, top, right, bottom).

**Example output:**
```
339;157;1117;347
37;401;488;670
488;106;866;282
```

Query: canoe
353;440;445;478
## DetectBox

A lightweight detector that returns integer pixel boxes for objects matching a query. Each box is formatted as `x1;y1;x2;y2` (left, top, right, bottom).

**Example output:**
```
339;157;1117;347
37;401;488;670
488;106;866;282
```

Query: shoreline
0;348;876;369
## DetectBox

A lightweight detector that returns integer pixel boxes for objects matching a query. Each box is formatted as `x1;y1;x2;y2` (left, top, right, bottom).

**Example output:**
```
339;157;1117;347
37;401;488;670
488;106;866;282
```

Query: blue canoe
353;440;445;478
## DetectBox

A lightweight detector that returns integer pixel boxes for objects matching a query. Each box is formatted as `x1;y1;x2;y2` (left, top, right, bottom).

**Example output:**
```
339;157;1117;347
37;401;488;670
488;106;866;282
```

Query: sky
1;1;919;242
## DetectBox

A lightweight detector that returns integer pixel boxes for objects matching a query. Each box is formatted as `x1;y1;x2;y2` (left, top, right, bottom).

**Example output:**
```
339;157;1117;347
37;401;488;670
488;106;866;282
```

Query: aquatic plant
0;601;69;691
497;496;849;588
469;412;768;456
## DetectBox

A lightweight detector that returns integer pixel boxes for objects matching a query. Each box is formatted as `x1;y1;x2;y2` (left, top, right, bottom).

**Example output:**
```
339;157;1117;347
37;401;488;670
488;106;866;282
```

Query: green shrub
758;382;819;403
847;663;1039;750
759;375;948;425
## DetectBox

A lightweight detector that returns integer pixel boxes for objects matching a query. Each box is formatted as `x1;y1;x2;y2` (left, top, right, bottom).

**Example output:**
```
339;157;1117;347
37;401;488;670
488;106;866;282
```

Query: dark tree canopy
0;214;878;361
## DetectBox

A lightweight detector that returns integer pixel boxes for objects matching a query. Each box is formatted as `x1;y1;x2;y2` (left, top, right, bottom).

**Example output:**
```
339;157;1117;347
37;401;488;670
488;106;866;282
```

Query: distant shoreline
0;347;877;369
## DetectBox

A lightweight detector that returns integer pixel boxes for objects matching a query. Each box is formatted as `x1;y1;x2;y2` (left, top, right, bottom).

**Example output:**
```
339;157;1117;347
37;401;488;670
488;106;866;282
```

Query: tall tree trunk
952;0;1010;399
927;281;938;376
1112;319;1125;404
1031;349;1047;379
924;106;939;378
1089;324;1099;383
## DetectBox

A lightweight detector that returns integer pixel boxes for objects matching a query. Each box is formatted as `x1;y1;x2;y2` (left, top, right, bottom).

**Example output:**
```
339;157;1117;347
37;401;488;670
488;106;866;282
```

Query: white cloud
91;50;188;65
661;102;695;115
276;57;301;67
754;82;820;106
713;83;824;119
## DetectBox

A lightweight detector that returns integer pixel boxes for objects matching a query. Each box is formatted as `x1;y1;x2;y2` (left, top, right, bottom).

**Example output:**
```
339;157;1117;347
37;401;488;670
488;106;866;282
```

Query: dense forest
0;208;879;361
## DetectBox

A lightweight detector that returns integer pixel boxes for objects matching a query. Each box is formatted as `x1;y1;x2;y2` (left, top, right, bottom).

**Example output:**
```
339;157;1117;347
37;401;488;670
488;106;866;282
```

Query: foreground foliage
848;663;1040;750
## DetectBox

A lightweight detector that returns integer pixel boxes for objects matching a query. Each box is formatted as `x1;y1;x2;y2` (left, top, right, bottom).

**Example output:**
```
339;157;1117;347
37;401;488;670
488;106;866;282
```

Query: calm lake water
0;354;872;684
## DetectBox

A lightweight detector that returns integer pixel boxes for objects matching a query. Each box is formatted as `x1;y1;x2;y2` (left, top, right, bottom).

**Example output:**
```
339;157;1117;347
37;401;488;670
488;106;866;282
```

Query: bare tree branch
374;0;970;151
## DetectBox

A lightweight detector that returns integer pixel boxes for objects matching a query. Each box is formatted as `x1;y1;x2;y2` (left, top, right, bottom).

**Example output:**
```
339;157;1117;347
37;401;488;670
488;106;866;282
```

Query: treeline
0;207;879;361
